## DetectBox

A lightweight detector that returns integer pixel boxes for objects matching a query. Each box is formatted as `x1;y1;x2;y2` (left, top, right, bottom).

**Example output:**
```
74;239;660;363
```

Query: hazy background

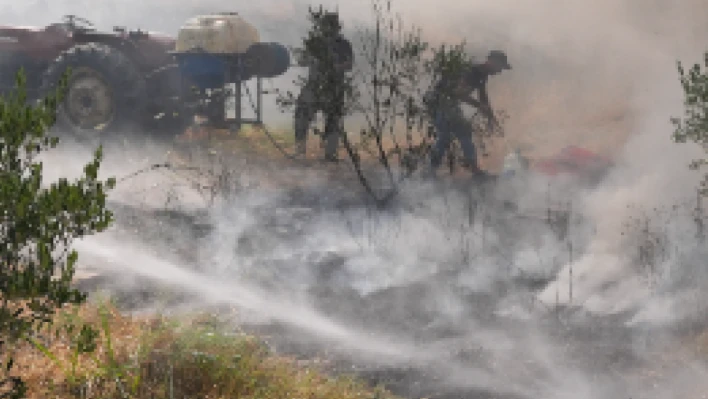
5;0;707;162
7;0;708;398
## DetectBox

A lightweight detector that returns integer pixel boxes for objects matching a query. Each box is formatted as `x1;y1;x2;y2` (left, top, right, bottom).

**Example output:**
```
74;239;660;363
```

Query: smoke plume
8;0;708;398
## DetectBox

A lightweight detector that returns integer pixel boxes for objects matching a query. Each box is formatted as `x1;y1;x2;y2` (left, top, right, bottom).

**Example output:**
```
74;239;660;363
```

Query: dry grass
165;86;638;190
173;123;425;181
173;95;635;177
176;124;298;157
6;300;398;399
176;123;389;163
688;328;708;358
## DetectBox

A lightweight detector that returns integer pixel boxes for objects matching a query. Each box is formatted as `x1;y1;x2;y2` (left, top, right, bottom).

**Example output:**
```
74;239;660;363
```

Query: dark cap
487;50;511;70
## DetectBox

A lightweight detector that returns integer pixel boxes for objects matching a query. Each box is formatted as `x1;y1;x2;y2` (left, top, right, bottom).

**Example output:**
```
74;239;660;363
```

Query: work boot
465;162;492;179
322;153;339;163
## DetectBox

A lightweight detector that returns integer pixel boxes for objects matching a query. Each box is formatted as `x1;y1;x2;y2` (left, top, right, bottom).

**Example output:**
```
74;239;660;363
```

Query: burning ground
6;0;708;397
41;125;705;399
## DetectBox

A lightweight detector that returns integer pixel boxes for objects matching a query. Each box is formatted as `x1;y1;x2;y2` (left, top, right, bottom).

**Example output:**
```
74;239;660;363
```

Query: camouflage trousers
293;82;345;160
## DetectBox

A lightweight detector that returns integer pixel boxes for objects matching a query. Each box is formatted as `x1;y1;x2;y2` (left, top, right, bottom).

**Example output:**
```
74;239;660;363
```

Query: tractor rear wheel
40;43;148;145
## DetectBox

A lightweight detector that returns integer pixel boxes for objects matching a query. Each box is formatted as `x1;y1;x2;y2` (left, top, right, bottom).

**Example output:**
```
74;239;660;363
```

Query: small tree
0;70;115;398
671;51;708;195
279;0;507;205
344;0;432;203
347;12;508;195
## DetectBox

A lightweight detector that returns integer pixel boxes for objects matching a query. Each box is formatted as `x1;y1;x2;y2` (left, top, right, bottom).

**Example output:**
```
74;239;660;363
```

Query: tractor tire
40;42;148;146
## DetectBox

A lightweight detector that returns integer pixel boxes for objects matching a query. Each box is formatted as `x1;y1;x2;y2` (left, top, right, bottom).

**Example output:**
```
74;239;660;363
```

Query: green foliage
345;0;432;196
426;42;472;83
346;0;506;199
278;6;355;111
671;51;708;195
420;42;473;125
303;6;344;68
0;68;115;398
278;0;508;205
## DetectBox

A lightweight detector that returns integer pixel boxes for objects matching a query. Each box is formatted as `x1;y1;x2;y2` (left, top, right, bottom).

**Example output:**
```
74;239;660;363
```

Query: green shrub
0;68;115;398
672;51;708;195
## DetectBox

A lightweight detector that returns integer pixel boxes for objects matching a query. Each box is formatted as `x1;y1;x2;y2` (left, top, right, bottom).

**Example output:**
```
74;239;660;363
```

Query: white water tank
175;12;260;54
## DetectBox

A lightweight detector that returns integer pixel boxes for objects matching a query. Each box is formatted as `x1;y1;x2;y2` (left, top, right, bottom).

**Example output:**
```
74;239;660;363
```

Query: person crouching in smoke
424;50;511;177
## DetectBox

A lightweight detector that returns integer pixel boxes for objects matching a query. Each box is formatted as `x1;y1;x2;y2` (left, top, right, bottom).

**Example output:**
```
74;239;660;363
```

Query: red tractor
0;14;291;143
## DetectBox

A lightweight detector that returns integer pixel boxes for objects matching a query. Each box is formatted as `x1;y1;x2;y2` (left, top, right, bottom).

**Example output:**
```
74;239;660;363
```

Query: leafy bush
671;51;708;195
0;69;115;398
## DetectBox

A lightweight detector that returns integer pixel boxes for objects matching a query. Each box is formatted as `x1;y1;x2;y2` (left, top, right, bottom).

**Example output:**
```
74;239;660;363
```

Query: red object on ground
532;146;613;179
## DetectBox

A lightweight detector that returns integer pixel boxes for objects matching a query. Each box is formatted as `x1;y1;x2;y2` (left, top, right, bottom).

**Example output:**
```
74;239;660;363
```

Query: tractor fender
70;32;171;74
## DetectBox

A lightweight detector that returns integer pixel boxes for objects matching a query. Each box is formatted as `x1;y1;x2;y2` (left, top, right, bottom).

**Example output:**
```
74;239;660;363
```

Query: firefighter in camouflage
293;9;354;162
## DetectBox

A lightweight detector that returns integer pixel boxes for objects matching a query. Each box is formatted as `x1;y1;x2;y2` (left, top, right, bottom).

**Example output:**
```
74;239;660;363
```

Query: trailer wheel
40;43;147;145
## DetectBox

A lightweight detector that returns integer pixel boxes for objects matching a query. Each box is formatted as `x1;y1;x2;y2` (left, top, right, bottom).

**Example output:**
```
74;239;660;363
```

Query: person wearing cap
293;9;354;162
425;50;512;177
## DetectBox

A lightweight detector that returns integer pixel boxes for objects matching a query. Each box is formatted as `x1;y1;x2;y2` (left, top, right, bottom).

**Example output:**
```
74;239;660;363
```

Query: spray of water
10;0;708;397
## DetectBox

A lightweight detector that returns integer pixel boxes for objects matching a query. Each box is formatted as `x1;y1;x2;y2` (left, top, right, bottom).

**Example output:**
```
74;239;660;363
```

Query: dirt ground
174;83;637;177
67;122;708;399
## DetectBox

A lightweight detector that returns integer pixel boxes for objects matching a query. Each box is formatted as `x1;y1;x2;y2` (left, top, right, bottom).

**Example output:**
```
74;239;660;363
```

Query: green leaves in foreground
0;68;115;397
671;51;708;195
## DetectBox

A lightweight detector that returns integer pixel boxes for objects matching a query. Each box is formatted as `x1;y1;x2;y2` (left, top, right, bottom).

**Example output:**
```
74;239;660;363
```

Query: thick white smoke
8;0;708;398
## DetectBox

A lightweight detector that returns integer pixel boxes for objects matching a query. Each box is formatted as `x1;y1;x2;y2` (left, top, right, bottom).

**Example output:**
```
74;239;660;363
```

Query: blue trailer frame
171;42;289;132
